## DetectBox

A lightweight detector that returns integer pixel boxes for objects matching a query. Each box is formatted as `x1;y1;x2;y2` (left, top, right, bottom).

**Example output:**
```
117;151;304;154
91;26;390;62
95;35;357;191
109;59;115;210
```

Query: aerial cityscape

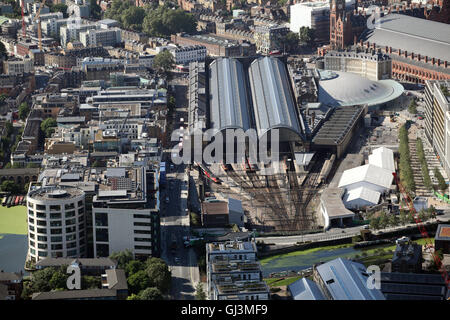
0;0;449;306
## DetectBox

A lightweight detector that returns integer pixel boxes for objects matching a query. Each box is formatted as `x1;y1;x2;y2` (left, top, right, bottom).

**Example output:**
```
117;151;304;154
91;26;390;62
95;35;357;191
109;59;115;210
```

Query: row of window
29;233;83;243
29;226;83;236
28;210;83;219
29;217;81;226
29;241;78;250
28;201;83;211
30;249;79;257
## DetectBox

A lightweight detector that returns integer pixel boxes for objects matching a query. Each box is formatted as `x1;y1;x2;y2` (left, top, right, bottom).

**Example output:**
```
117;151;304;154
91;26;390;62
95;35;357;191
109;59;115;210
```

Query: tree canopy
90;0;102;20
109;249;134;269
18;102;30;121
138;287;163;300
283;32;299;53
40;118;57;138
299;27;315;46
153;50;175;78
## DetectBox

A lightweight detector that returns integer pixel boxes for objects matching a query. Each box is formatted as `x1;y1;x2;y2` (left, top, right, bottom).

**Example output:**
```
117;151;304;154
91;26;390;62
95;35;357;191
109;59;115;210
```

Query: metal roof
318;70;404;107
360;13;450;63
315;258;386;300
209;58;252;133
343;186;381;206
288;278;325;300
248;57;302;139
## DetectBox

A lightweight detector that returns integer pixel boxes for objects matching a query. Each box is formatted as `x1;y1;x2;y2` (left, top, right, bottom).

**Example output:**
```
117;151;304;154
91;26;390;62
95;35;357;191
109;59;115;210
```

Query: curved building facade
248;57;304;142
209;58;252;133
27;186;86;262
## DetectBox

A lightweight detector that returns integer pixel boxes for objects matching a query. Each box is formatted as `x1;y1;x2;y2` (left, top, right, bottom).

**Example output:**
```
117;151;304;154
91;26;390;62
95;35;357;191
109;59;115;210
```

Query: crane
32;0;47;51
392;172;449;289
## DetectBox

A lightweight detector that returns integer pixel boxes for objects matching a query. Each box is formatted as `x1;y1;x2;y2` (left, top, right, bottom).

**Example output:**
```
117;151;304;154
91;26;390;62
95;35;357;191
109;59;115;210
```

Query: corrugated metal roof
361;14;450;62
344;186;381;205
316;258;386;300
209;58;252;132
288;278;325;300
248;57;302;139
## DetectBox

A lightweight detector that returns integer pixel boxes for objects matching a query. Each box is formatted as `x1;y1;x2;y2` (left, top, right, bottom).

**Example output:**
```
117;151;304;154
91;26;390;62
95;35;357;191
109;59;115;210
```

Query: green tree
40;118;57;138
388;214;399;227
82;275;102;289
126;293;140;300
121;6;146;32
89;0;102;20
153;50;175;78
50;3;68;16
0;180;21;193
0;41;7;60
298;26;315;46
109;249;134;269
138;287;163;300
434;168;447;193
18;102;30;121
142;6;197;37
195;282;206;300
378;212;389;229
30;267;57;292
5;121;13;136
145;257;171;293
49;269;68;290
127;270;151;294
283;32;299;53
408;99;417;114
125;260;145;276
399;209;408;225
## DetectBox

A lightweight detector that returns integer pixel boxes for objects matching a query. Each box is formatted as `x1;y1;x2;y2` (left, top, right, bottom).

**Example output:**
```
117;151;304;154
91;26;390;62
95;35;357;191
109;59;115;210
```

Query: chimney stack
425;56;428;63
404;50;407;58
411;52;414;60
399;49;402;55
432;57;435;65
445;61;448;68
389;47;392;54
418;54;421;61
437;59;441;66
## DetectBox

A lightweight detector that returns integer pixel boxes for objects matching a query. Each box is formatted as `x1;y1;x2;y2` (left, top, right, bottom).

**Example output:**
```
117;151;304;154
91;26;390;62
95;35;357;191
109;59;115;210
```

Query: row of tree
109;250;171;300
105;2;196;37
369;207;436;230
398;124;415;194
21;266;101;299
416;138;432;190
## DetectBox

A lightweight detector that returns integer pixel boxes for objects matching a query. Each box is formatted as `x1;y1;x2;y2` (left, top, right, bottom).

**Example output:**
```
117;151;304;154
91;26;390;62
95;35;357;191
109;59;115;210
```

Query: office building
391;238;423;273
79;28;122;47
253;24;289;55
435;224;450;254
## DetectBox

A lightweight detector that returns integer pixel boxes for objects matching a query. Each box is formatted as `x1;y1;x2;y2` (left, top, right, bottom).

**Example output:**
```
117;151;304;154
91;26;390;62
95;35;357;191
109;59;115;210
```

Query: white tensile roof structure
368;147;395;172
338;164;393;191
343;186;381;209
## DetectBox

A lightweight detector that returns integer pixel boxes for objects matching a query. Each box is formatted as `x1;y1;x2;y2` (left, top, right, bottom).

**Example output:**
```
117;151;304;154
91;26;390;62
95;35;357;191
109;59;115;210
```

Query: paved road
160;78;200;300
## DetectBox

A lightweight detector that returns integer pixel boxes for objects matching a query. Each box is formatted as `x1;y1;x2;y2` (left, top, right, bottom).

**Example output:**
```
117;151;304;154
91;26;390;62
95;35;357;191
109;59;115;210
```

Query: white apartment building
3;58;34;75
79;27;122;47
170;45;207;65
138;54;155;69
60;21;98;47
41;18;69;38
26;186;86;262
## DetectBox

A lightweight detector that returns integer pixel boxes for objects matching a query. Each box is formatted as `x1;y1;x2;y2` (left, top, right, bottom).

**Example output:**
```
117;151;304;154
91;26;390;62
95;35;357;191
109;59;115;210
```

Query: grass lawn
0;205;27;235
264;276;303;287
259;243;353;266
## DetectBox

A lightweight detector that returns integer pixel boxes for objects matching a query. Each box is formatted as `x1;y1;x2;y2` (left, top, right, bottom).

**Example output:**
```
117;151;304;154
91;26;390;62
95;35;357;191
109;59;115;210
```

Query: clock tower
329;0;348;49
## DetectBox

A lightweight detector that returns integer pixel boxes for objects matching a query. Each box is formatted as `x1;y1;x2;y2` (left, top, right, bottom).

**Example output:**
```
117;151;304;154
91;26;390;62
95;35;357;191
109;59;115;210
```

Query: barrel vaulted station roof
248;57;303;141
209;58;252;133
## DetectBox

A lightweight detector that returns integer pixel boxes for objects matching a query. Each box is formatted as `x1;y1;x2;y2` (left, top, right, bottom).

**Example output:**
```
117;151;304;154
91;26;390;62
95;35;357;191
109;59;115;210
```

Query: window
36;204;46;211
66;226;76;233
67;249;77;256
96;228;109;242
37;220;47;226
50;205;60;211
36;212;46;218
65;203;75;210
29;226;35;232
66;218;76;226
134;230;151;234
78;200;83;207
38;243;47;249
134;222;151;227
133;214;151;219
326;279;335;285
66;241;77;249
134;245;152;250
96;243;109;257
37;235;47;242
65;211;75;218
30;240;35;247
38;251;47;257
66;234;76;241
95;212;108;227
37;228;47;234
29;232;35;239
51;236;62;242
28;210;34;216
28;218;34;224
50;213;61;219
51;228;62;235
50;221;62;227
